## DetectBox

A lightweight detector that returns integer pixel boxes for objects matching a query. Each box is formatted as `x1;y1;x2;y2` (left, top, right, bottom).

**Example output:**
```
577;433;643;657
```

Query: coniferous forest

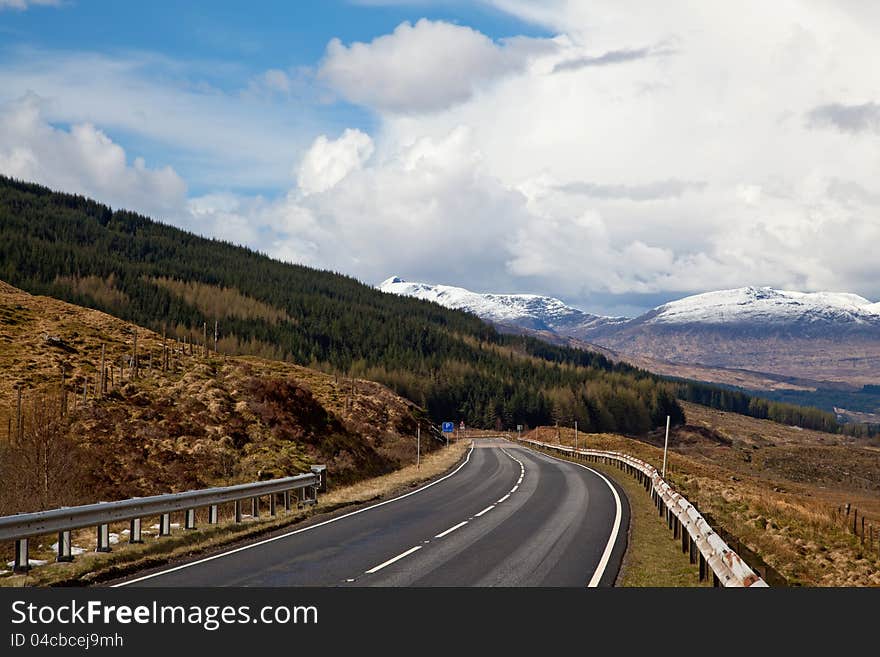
0;175;849;435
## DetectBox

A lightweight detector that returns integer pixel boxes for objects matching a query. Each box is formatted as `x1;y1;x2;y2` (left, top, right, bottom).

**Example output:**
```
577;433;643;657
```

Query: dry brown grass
528;411;880;587
0;280;431;512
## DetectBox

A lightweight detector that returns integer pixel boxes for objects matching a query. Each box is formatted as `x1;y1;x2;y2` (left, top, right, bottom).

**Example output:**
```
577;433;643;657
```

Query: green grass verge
588;460;707;587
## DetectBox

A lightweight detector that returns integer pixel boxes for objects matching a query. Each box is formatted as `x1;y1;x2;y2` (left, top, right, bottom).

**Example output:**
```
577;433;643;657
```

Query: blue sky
0;1;549;197
1;1;879;315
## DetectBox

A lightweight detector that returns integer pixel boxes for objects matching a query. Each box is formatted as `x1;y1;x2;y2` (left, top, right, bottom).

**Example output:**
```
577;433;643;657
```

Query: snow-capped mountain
641;287;880;326
587;286;880;386
380;277;880;387
378;276;623;334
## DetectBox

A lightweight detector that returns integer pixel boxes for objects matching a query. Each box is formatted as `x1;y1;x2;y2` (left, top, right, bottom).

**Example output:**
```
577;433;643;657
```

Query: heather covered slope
0;280;427;514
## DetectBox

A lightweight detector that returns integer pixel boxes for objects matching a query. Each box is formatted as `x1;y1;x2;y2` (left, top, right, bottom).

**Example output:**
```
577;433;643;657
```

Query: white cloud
317;18;557;113
350;1;880;307
0;0;59;10
296;128;374;195
0;94;186;218
0;49;328;190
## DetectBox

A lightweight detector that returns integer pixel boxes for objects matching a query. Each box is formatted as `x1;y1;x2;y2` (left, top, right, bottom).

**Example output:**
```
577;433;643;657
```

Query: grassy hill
0;280;429;515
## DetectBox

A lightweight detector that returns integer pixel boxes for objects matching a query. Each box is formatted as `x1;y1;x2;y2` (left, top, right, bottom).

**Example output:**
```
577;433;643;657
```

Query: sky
1;0;879;316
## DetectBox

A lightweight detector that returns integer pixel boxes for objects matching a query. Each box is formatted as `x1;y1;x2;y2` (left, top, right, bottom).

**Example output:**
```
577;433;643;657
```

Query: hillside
0;280;429;515
0;175;684;435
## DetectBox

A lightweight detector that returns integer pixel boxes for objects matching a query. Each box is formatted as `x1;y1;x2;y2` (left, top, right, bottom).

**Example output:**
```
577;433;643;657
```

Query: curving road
117;439;629;587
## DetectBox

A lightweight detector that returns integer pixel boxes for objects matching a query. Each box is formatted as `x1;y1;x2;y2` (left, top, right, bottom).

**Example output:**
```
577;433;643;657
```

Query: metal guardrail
523;439;768;588
1;466;327;574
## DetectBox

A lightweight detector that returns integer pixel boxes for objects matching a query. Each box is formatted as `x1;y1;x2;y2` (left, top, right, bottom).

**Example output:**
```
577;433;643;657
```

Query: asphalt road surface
117;439;629;587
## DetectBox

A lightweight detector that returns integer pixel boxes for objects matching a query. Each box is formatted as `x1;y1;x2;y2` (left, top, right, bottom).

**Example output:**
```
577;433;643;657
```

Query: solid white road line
474;505;495;517
114;442;476;587
585;467;623;588
529;446;623;588
434;521;468;538
365;545;422;574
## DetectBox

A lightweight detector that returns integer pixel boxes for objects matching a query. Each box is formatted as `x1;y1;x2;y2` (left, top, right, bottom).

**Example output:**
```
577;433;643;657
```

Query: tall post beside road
417;424;421;469
662;415;670;478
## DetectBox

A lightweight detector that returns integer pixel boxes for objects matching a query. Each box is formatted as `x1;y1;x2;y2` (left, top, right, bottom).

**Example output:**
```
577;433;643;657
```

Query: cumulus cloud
807;101;880;134
0;94;186;218
296;128;374;195
317;19;556;113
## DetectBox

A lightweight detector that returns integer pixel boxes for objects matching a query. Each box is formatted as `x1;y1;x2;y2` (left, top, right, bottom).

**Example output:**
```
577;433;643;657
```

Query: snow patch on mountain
378;276;620;331
646;287;880;325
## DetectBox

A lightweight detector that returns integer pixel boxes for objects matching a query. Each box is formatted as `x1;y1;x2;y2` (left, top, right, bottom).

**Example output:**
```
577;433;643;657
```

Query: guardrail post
269;494;277;517
311;465;327;492
251;497;260;519
283;491;291;512
208;504;218;524
13;538;29;573
681;526;689;554
689;536;697;564
159;513;171;536
185;508;196;530
56;530;73;562
96;523;111;552
129;518;143;544
699;553;707;581
234;500;242;523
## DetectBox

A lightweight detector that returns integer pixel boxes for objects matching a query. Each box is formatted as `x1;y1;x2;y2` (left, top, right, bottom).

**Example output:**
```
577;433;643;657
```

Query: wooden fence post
16;385;22;442
100;344;105;395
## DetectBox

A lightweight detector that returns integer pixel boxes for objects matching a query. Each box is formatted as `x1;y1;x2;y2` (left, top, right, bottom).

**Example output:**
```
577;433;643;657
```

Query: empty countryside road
117;439;629;587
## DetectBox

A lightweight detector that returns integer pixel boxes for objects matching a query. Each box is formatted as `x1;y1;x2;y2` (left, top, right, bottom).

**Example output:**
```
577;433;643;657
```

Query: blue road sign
442;422;454;433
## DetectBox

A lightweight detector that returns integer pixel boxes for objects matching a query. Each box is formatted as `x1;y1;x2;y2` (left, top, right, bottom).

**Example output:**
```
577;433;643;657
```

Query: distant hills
380;277;880;422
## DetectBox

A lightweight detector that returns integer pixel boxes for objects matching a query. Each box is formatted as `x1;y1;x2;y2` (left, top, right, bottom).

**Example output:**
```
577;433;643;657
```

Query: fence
523;438;768;587
0;466;326;573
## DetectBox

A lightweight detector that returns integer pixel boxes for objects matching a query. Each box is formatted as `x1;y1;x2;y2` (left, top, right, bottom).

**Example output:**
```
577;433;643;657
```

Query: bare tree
0;391;85;514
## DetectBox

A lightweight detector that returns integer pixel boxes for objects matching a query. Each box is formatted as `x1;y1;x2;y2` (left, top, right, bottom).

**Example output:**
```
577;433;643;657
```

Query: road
117;439;629;587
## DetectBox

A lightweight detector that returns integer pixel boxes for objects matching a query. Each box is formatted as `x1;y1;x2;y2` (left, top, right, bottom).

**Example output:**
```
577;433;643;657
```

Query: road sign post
442;421;454;448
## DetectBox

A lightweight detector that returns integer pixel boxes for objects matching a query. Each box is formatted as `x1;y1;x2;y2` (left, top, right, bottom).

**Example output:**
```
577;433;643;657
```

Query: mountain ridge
380;277;880;390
